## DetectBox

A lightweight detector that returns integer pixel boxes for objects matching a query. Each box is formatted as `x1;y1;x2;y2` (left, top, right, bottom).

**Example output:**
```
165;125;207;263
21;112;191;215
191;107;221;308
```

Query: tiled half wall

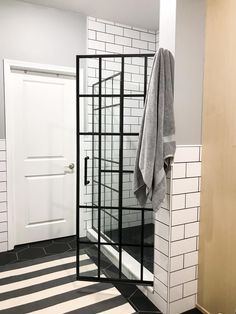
139;145;201;314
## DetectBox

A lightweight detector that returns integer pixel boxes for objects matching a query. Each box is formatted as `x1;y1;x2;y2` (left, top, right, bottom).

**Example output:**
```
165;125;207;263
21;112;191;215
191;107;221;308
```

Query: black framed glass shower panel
76;54;154;285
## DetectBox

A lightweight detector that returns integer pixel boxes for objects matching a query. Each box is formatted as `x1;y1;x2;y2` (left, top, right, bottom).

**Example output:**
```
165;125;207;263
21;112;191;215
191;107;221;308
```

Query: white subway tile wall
169;295;196;314
170;285;183;302
84;16;159;234
0;140;7;252
153;146;201;313
171;255;184;272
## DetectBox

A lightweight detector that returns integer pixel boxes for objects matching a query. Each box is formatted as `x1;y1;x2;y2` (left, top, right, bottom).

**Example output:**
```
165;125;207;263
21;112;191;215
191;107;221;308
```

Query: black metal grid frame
92;71;121;236
76;53;155;286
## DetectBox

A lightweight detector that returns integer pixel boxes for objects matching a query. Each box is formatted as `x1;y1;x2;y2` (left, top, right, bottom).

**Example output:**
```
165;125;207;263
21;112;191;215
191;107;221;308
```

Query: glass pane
122;210;154;245
100;208;119;243
124;57;145;95
122;171;153;209
102;58;121;95
123;135;138;171
123;56;154;96
101;185;118;207
78;207;92;235
79;97;90;133
86;97;99;133
123;173;139;208
143;247;154;277
144;211;154;245
82;56;123;96
101;135;119;171
101;98;120;133
100;245;119;279
92;207;98;231
87;58;99;95
78;243;98;278
79;135;98;207
122;209;141;245
121;246;141;281
123;97;144;134
78;206;97;243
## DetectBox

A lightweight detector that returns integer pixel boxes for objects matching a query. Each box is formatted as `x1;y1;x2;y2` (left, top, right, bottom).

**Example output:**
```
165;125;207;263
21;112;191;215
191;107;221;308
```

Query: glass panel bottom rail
78;240;154;248
76;276;153;286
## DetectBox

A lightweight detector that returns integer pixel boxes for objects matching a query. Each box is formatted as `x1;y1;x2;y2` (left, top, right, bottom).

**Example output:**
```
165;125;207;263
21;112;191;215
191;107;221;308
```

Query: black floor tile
0;236;76;266
68;239;76;250
102;263;120;279
80;242;94;250
31;240;53;248
0;252;18;266
129;289;160;312
14;244;30;252
114;282;137;298
18;247;46;261
45;242;71;254
54;236;75;243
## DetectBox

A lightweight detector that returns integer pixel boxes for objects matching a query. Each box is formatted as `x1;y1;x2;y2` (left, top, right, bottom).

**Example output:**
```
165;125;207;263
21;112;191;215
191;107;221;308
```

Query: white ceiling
20;0;160;30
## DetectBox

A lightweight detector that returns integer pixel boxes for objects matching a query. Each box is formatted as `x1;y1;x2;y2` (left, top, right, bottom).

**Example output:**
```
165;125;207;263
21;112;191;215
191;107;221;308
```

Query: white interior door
9;71;77;245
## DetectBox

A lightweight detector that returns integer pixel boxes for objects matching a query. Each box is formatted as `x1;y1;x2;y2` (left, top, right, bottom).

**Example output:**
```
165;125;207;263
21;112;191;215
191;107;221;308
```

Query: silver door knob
68;163;75;170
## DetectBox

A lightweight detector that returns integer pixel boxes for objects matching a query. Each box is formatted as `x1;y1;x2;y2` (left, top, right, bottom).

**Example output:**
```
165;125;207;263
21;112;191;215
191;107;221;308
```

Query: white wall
174;0;206;145
0;0;87;138
159;0;176;55
159;0;206;145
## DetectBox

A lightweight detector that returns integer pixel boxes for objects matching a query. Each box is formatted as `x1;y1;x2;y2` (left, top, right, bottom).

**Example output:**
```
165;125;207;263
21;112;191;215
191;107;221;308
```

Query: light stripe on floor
0;255;86;279
0;263;96;293
0;280;98;310
28;287;121;314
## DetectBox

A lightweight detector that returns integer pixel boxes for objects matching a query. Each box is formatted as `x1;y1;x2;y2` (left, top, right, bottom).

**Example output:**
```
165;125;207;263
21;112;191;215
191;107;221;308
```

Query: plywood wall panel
199;0;236;313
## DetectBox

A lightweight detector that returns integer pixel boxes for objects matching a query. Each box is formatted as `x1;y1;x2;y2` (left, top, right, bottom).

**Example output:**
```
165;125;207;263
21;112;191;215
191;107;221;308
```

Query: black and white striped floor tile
0;252;135;313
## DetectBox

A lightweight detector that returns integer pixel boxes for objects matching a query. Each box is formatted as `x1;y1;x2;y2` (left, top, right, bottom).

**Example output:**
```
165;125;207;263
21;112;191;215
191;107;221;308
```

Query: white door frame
4;59;83;250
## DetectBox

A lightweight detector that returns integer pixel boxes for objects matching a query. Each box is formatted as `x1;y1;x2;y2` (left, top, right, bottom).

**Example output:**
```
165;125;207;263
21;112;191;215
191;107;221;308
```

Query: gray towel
133;48;176;211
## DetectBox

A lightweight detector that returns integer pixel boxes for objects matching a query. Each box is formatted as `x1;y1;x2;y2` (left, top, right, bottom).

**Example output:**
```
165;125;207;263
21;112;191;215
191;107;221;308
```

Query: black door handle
84;156;90;185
